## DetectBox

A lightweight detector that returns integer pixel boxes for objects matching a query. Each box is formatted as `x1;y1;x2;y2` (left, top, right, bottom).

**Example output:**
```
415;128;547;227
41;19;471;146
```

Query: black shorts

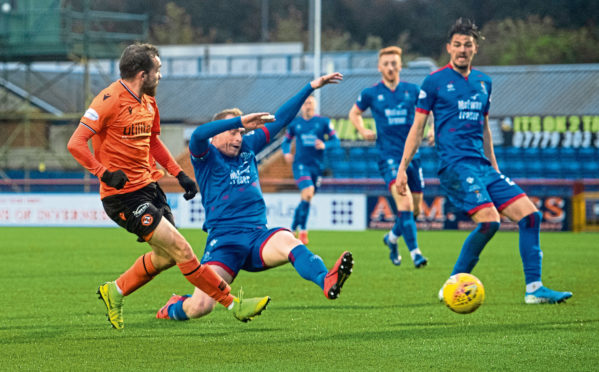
102;183;175;242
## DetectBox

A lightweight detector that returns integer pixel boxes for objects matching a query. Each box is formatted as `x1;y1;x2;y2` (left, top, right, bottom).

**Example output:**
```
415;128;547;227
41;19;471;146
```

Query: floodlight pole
313;0;321;115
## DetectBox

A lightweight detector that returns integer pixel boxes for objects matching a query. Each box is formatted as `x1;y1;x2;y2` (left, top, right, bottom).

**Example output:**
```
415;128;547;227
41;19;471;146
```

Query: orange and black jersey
79;80;162;198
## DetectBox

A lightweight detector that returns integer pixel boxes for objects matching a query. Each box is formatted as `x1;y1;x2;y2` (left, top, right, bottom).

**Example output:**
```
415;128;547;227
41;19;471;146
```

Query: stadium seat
544;159;563;179
353;160;370;178
365;146;379;160
331;161;352;178
508;158;527;178
348;147;367;161
367;160;380;178
578;147;597;163
326;147;346;163
581;159;599;178
559;147;577;164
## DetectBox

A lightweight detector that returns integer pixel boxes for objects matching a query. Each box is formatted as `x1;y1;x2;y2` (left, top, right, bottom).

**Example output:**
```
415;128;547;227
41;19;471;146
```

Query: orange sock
177;256;234;308
116;252;160;296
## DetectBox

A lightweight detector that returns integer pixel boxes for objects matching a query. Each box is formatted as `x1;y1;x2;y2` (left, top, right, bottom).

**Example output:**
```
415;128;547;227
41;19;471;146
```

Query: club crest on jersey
377;94;385;101
480;81;488;95
147;103;154;113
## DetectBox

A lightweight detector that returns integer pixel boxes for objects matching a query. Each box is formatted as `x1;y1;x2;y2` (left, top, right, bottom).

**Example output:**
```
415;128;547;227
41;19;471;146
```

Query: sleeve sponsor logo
419;90;427;99
83;108;99;121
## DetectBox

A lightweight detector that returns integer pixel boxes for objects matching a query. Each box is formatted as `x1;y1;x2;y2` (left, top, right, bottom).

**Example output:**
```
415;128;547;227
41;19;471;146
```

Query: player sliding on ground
67;43;270;329
157;72;354;321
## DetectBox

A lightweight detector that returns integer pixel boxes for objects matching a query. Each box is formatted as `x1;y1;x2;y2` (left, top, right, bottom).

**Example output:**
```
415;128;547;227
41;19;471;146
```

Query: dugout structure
572;191;599;232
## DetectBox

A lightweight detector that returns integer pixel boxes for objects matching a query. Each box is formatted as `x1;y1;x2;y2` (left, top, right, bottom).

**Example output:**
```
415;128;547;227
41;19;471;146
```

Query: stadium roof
1;63;598;122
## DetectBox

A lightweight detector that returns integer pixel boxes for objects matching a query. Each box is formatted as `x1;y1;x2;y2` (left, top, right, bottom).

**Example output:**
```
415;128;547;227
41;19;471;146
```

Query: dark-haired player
67;43;270;329
156;73;354;321
396;18;572;304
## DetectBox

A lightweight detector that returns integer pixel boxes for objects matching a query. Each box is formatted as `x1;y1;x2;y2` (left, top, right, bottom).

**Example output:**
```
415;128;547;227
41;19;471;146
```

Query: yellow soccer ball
442;273;485;314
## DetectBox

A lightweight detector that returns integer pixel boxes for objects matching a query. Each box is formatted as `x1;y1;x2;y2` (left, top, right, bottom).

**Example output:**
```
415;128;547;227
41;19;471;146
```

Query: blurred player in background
156;73;354;321
349;46;428;268
67;43;270;329
396;18;572;304
282;95;340;244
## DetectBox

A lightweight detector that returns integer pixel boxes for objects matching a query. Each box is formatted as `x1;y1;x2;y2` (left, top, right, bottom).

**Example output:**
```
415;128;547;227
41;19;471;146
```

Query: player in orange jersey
67;43;271;329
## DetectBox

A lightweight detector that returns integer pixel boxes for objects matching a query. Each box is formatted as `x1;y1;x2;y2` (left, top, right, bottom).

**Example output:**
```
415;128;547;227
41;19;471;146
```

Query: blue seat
559;147;577;164
581;159;599;178
562;162;582;179
352;160;370;178
365;146;379;160
348;147;367;160
505;147;523;162
507;159;527;178
544;160;562;179
367;160;380;177
332;161;352;178
326;147;346;163
578;147;597;162
525;159;544;179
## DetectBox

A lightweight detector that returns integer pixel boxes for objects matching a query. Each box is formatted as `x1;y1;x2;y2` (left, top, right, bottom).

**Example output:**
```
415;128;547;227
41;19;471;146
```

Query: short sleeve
79;90;116;133
355;89;371;112
416;75;436;114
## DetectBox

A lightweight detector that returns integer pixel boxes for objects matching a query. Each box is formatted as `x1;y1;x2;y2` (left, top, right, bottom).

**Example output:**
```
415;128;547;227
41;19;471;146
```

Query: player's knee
171;234;195;262
481;221;500;236
185;295;216;318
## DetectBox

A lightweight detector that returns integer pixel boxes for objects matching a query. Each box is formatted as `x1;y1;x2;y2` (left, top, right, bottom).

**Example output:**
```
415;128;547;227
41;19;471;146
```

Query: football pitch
1;227;597;371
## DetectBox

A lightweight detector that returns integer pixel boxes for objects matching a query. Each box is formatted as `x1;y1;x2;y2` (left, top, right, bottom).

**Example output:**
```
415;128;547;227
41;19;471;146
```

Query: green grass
0;227;597;371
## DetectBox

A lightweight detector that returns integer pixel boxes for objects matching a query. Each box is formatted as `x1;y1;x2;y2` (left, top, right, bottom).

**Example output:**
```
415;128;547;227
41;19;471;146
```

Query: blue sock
291;203;301;231
288;245;328;289
451;222;500;275
298;200;311;230
167;295;191;321
518;211;543;284
391;215;403;238
398;211;418;252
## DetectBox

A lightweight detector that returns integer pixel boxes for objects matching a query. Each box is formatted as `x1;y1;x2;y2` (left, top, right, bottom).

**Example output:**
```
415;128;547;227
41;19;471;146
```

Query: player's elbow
66;135;79;156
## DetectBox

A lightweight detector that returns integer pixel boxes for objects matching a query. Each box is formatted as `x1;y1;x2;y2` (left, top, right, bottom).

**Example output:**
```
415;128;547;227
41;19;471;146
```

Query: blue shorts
201;226;286;278
439;158;526;215
378;157;424;193
293;163;322;191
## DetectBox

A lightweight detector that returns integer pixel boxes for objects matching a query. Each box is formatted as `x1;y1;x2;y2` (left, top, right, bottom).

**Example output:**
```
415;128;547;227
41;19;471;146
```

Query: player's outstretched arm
310;72;343;89
396;112;428;196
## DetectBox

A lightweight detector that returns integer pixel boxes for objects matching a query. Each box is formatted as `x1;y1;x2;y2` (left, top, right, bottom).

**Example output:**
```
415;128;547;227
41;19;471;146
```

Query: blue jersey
189;84;314;231
282;116;339;170
355;81;420;160
417;64;492;172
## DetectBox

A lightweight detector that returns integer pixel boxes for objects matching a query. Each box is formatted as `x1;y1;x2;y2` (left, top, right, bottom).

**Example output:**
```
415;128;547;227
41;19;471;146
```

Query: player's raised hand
314;139;326;150
360;128;376;141
240;112;276;131
284;153;294;164
395;170;408;196
310;72;343;89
